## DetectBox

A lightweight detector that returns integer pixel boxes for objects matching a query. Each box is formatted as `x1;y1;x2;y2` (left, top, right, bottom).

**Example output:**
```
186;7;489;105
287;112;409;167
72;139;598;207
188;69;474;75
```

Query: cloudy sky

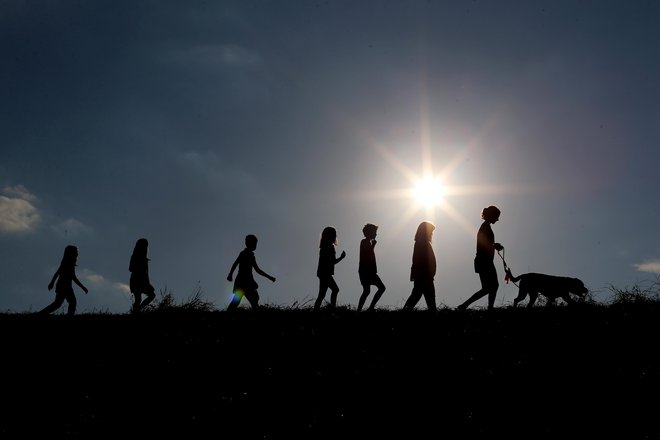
2;1;659;313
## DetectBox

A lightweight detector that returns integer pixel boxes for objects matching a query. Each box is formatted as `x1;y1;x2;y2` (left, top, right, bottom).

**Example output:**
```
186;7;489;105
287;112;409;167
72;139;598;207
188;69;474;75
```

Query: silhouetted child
129;238;157;314
357;223;386;312
457;205;504;311
40;245;88;315
403;221;437;312
314;226;346;311
227;234;276;310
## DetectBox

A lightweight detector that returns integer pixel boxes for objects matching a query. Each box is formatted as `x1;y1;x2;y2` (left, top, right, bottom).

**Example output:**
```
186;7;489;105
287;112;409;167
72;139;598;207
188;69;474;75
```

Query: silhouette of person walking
227;234;276;311
40;245;88;315
403;221;437;312
357;223;386;312
129;238;157;314
457;205;504;311
314;226;346;311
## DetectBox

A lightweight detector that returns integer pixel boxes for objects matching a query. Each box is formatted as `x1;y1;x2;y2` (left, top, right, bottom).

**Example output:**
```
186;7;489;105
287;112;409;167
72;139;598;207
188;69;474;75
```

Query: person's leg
314;278;329;311
368;277;386;311
39;291;65;314
422;281;436;312
484;265;499;310
357;284;370;312
403;284;423;311
132;292;142;314
487;286;499;310
245;289;260;310
457;286;486;310
227;290;244;311
328;277;340;308
65;290;77;316
140;285;156;310
458;268;495;310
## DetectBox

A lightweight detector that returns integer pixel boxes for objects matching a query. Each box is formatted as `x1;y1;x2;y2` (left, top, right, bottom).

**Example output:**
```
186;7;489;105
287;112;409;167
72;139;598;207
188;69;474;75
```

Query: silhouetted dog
505;269;589;307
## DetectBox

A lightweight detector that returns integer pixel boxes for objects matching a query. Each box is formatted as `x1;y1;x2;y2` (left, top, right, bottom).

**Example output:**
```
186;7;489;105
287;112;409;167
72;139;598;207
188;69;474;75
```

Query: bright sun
413;177;445;208
353;97;519;237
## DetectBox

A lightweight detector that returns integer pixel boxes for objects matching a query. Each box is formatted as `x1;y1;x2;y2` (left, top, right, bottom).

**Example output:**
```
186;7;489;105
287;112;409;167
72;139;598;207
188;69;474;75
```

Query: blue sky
2;0;659;313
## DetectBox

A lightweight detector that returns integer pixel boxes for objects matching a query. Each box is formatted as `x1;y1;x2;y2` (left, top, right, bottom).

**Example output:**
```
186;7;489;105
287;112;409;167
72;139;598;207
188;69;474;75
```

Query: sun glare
414;177;444;208
350;98;520;237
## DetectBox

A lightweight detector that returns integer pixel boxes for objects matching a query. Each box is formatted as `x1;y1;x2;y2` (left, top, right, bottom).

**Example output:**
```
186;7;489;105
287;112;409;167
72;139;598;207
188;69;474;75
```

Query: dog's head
569;278;589;297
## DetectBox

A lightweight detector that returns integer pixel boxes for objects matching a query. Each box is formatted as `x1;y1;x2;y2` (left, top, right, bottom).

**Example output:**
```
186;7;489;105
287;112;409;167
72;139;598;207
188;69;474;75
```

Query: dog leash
497;248;519;288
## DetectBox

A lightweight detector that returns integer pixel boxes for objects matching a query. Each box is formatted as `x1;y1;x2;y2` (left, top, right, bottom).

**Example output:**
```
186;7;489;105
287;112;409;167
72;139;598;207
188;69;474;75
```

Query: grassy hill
1;303;658;438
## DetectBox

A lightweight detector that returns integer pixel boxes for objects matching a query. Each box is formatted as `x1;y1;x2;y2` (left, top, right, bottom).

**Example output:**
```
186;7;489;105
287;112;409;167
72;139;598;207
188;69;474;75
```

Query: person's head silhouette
320;226;338;247
362;223;378;239
245;234;258;251
414;221;435;242
482;206;501;223
62;245;79;267
133;238;149;258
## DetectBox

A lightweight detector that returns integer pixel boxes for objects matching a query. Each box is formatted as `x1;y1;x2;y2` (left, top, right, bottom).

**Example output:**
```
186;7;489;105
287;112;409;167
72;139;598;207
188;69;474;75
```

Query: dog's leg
513;287;526;308
561;291;574;305
527;290;538;308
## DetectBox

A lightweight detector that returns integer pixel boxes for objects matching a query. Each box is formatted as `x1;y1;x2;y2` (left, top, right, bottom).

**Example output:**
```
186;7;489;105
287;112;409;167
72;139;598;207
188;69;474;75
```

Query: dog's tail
504;267;522;284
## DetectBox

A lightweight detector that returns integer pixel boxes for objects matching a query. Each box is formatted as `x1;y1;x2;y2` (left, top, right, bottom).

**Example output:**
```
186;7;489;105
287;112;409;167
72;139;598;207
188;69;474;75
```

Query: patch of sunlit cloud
114;283;131;294
0;185;40;233
80;270;131;297
70;271;133;313
633;260;660;274
51;218;93;237
2;184;37;202
81;270;106;285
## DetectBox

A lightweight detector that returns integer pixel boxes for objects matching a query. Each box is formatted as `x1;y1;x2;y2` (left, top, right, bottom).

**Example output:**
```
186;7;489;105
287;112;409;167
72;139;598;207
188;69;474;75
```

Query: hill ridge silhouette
2;305;658;438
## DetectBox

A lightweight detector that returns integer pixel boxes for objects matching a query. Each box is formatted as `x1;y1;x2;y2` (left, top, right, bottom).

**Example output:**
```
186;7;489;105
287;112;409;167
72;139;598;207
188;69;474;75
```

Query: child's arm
335;250;346;264
227;257;239;281
253;262;276;282
72;273;89;294
47;268;60;290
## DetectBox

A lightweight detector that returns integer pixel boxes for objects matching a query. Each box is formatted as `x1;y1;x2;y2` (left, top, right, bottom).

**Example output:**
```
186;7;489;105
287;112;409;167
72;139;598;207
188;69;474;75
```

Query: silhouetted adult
314;226;346;311
357;223;386;312
457;205;504;311
40;245;88;315
227;234;276;310
129;238;157;314
403;221;437;311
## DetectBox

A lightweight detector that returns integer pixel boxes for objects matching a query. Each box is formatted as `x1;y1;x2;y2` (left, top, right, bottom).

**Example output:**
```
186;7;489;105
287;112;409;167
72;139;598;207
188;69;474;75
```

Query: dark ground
1;305;659;439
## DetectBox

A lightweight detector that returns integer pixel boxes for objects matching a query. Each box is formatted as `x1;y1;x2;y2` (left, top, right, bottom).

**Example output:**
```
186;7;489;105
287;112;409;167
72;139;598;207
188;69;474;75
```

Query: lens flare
413;177;444;208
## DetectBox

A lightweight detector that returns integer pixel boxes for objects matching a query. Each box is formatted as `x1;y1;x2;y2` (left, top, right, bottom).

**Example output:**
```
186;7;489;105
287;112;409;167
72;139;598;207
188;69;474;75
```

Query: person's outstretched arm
48;268;60;290
72;273;89;294
227;257;239;281
253;262;276;282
